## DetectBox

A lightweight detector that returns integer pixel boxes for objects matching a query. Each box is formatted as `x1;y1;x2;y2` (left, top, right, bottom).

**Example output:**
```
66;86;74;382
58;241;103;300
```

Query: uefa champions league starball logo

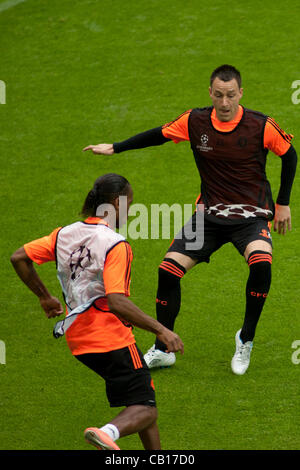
197;134;213;152
201;134;209;145
69;245;92;280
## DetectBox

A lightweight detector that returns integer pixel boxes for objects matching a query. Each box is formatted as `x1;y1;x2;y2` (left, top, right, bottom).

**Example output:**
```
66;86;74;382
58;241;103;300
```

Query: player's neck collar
84;217;110;227
211;105;244;132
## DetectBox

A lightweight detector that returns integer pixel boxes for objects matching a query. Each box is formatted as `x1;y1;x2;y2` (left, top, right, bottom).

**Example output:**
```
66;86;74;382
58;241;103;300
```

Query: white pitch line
0;0;28;13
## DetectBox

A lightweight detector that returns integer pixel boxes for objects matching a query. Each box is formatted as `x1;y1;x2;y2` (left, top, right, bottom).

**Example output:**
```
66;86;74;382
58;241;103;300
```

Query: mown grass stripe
0;0;27;14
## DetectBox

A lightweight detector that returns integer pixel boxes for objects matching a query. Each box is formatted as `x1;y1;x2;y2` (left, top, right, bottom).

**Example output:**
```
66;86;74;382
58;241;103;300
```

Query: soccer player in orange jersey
83;65;297;375
11;173;184;450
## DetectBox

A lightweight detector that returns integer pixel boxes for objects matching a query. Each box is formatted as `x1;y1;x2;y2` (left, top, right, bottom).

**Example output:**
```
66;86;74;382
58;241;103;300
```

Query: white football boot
144;345;176;369
231;329;253;375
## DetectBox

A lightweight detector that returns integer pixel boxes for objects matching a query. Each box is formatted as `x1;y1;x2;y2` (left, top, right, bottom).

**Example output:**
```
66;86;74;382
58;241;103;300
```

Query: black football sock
154;258;186;352
240;251;272;343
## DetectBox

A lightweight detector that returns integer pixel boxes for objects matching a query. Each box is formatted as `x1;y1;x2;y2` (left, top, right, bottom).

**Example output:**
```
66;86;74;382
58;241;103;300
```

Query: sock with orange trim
240;250;272;343
155;258;186;352
99;423;120;442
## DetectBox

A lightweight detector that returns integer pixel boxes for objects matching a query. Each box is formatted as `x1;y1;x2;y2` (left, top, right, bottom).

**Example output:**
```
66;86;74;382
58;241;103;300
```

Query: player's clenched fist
156;328;184;355
40;295;64;319
83;143;114;155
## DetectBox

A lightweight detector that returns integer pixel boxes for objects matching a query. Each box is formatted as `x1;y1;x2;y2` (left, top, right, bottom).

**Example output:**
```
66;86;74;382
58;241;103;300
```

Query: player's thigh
230;219;273;261
244;240;272;260
166;251;197;272
165;214;222;271
75;346;156;408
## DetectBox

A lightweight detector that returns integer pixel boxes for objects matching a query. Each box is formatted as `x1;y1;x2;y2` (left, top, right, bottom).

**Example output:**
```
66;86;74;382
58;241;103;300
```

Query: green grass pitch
0;0;300;450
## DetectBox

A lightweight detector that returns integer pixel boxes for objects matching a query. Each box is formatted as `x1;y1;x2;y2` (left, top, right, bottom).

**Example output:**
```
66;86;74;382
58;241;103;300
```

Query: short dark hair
81;173;130;217
210;65;242;88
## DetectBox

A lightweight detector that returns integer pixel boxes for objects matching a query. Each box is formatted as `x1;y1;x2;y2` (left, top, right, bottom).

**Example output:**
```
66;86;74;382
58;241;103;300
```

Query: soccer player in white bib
11;173;184;450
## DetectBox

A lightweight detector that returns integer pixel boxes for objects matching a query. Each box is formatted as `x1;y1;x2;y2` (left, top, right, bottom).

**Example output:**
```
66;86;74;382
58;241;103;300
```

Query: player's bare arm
107;293;184;355
10;247;63;318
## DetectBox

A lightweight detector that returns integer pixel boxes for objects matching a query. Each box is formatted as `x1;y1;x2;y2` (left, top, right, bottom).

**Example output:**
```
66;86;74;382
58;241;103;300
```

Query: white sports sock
99;423;120;442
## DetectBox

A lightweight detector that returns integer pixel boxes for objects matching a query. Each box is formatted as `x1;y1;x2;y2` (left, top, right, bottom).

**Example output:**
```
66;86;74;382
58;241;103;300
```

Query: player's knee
136;403;158;424
158;258;186;288
146;405;158;424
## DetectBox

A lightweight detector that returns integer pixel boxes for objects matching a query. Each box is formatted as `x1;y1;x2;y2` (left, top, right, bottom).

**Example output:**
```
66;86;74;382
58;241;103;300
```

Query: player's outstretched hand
274;204;292;235
83;143;114;155
157;327;184;355
40;295;64;319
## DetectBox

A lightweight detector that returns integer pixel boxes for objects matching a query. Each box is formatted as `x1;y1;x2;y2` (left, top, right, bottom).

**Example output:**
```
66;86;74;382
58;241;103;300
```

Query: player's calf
144;258;186;368
232;250;272;375
242;250;272;343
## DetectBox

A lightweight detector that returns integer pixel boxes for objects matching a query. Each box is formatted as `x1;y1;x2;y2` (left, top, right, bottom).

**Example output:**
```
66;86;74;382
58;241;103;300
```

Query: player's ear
239;87;244;98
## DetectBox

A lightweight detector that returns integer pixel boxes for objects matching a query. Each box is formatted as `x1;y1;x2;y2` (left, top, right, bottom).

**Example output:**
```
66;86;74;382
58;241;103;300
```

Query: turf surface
0;0;299;450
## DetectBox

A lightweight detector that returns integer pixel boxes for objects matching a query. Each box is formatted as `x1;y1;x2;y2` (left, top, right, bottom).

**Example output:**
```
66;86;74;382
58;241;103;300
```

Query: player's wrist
38;290;52;300
112;143;120;154
154;323;168;337
276;201;289;207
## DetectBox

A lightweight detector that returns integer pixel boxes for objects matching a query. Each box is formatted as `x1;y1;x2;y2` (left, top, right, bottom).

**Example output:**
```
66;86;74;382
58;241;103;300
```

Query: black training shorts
75;343;156;408
168;214;272;263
